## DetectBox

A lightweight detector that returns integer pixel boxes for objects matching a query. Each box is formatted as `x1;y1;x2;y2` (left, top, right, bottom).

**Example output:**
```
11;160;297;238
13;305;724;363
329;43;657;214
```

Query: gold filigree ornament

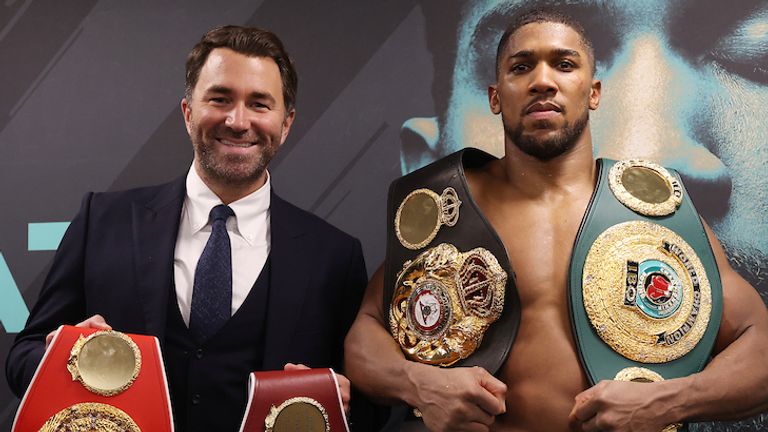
389;243;506;366
583;221;712;363
609;159;683;217
614;368;683;432
39;402;140;432
67;330;142;397
395;187;462;250
264;397;330;432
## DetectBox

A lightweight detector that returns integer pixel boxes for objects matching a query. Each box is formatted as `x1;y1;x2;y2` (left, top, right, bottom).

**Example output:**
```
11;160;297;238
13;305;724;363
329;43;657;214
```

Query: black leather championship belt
384;148;520;373
569;159;723;432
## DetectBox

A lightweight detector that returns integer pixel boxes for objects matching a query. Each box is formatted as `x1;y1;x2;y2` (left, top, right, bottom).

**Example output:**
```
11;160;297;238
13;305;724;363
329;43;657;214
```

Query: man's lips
524;101;562;120
525;101;562;115
217;138;256;148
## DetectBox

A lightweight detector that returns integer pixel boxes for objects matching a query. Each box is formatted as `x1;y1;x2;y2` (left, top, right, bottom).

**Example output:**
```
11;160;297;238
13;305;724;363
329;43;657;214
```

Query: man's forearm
669;325;768;423
344;312;420;406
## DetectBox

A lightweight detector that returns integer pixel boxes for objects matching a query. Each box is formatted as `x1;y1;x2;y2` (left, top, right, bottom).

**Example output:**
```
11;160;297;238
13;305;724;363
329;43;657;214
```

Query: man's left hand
283;363;350;413
569;380;679;432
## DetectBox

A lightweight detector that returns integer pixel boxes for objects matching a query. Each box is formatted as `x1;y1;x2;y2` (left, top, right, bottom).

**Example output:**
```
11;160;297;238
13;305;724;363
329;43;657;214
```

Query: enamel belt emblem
582;221;712;363
609;160;683;216
389;243;506;366
395;187;461;250
40;403;141;432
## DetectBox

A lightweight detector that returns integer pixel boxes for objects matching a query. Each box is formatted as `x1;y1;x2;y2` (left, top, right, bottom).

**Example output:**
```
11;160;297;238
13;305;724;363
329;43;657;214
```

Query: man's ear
181;98;192;134
489;85;501;115
589;79;601;110
279;109;296;145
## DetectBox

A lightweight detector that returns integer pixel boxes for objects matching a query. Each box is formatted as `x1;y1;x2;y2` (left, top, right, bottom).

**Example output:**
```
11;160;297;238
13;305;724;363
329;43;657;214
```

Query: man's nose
593;34;732;222
225;103;249;131
528;64;558;94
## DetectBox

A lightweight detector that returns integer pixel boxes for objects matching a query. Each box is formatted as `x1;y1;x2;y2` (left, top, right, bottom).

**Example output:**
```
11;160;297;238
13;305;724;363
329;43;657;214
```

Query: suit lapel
132;177;185;341
262;192;311;369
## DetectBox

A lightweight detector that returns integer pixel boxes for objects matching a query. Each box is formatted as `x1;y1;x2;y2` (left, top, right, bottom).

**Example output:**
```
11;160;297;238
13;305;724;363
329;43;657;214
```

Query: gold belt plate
67;330;142;397
389;243;506;366
395;187;461;250
582;221;712;363
265;397;330;432
609;160;683;217
39;402;140;432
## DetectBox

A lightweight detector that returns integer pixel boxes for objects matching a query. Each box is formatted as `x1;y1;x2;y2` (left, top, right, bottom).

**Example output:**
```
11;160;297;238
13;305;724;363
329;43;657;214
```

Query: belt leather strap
569;158;723;384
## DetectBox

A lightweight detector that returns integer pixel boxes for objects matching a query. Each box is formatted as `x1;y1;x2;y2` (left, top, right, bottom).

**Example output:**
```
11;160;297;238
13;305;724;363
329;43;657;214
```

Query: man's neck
194;163;267;205
498;130;597;200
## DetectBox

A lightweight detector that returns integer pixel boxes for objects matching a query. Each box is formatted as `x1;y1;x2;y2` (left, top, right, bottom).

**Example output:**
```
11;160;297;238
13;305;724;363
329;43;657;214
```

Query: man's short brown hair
185;25;298;112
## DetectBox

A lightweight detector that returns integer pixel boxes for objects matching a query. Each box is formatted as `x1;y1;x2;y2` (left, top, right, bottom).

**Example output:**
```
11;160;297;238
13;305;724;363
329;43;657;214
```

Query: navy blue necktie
189;204;235;343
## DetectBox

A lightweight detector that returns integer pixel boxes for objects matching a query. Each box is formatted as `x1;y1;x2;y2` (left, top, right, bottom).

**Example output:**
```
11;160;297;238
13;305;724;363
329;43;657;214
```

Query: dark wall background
0;1;765;430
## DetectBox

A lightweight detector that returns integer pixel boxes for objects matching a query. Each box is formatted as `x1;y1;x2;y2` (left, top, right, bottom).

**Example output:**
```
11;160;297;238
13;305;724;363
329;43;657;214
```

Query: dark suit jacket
6;177;368;427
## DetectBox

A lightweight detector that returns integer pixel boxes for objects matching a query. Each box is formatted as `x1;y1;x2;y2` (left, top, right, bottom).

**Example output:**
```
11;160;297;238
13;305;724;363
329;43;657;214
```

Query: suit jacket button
192;393;201;405
196;348;204;359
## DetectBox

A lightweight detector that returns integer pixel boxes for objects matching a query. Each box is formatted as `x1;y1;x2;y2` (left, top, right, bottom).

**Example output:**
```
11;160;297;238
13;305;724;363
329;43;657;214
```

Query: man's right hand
407;363;507;432
44;314;112;349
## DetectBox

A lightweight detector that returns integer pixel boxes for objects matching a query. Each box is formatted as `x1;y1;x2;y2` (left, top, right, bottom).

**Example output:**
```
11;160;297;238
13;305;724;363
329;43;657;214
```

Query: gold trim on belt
583;221;712;363
389;243;506;366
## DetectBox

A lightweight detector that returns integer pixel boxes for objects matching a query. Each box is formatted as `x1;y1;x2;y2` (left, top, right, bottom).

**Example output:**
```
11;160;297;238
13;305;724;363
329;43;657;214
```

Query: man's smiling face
182;47;294;188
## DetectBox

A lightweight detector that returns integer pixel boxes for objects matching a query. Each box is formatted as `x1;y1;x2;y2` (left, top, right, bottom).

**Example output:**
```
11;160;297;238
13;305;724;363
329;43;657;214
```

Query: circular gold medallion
67;331;141;397
395;188;462;250
389;243;506;366
39;402;140;432
609;160;683;216
582;221;712;363
614;368;682;432
265;397;330;432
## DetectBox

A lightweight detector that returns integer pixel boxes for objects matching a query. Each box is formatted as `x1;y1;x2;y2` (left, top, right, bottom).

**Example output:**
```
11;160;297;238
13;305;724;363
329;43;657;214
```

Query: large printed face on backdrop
404;0;768;295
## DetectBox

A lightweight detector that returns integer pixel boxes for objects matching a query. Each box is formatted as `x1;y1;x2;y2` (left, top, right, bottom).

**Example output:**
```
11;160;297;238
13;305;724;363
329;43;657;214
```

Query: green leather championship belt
569;159;723;430
384;148;520;374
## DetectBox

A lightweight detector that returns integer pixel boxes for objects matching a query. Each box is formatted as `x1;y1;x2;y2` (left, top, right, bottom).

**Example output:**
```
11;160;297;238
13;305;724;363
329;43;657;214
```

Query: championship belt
569;159;723;432
238;369;348;432
13;325;174;432
384;148;520;373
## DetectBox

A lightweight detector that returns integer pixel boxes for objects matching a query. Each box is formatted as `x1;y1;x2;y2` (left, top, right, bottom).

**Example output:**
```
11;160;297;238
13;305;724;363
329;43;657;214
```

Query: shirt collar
185;166;271;245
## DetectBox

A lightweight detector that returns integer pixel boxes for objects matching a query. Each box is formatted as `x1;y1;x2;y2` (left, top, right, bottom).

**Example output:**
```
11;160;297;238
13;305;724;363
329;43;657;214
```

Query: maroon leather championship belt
239;368;348;432
13;325;173;432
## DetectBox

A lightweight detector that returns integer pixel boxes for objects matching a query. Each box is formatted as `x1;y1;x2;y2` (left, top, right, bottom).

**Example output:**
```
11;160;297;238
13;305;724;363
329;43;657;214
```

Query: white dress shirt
173;167;271;326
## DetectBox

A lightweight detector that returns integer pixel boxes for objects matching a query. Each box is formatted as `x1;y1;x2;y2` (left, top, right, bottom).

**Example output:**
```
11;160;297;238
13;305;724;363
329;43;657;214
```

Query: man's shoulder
399;147;498;183
87;177;185;210
271;193;358;245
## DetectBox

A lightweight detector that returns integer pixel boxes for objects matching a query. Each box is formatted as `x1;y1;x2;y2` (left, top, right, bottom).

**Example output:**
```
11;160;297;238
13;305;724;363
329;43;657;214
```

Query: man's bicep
357;263;386;325
703;221;768;353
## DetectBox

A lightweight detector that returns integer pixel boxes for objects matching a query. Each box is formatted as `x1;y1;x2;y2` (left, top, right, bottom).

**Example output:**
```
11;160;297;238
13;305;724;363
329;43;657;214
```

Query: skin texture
346;21;768;432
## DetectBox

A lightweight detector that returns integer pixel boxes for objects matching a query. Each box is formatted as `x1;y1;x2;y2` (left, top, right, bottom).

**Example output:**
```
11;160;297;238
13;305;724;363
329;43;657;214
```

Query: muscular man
7;26;366;432
345;10;768;432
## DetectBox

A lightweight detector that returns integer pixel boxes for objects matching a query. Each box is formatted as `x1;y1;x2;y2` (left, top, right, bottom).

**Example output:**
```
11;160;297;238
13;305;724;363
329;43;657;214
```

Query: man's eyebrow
249;91;276;105
510;49;534;59
554;48;581;58
203;85;233;95
509;48;582;59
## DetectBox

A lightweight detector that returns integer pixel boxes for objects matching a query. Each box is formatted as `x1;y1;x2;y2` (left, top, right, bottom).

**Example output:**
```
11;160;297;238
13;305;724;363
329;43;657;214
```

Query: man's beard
507;107;589;161
191;128;278;187
198;143;274;186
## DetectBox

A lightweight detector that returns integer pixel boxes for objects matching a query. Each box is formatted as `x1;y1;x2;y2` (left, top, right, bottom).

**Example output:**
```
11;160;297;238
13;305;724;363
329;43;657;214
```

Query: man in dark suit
6;26;367;432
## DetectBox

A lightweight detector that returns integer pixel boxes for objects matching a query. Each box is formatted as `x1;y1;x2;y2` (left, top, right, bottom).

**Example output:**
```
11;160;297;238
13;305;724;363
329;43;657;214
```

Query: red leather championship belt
13;325;174;431
239;368;348;432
